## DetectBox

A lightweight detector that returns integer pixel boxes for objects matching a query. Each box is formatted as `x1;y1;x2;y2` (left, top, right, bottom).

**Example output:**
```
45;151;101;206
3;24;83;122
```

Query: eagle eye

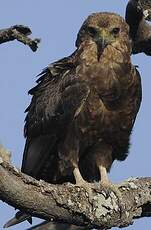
87;26;98;36
111;27;120;35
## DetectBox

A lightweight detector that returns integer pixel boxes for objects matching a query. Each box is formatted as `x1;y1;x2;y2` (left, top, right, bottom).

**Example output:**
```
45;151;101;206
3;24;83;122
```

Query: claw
3;211;32;228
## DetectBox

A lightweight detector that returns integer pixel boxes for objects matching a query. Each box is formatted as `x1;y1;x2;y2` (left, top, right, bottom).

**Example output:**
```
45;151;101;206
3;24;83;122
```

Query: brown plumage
23;12;141;184
4;12;142;228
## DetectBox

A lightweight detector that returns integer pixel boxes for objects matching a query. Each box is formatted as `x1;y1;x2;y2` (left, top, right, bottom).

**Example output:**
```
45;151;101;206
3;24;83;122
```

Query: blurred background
0;0;150;229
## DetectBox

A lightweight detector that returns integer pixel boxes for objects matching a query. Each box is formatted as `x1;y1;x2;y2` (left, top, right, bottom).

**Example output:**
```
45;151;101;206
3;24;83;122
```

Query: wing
132;38;151;55
125;0;143;41
125;0;151;55
22;56;90;180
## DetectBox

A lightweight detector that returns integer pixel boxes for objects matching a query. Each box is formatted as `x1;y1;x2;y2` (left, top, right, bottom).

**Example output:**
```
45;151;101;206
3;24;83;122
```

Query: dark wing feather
132;38;151;55
24;65;90;138
125;0;151;55
21;135;57;178
125;0;143;41
22;57;90;180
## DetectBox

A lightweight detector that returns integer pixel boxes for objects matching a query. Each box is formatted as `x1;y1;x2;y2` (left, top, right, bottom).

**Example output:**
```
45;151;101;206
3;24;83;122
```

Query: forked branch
0;25;40;51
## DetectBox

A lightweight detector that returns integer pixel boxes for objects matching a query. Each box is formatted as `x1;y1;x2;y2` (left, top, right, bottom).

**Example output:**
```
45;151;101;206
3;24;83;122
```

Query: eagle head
76;12;130;58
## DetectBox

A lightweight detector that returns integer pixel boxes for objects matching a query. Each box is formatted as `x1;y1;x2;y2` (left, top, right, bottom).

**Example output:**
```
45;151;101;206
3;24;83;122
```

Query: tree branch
0;25;40;52
0;157;151;229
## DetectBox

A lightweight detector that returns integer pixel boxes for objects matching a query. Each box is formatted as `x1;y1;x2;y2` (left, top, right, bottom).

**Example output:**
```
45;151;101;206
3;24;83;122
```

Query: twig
0;25;40;52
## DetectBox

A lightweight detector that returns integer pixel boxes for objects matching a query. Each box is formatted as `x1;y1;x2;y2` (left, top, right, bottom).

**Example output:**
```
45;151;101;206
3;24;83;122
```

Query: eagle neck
77;41;99;66
76;40;131;68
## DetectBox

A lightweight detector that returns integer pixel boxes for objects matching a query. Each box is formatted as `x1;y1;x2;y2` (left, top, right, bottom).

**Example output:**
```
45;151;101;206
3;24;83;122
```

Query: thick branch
0;25;40;52
0;159;151;229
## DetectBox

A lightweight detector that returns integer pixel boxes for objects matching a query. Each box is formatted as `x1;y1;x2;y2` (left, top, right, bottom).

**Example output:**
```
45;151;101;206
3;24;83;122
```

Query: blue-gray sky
0;0;151;229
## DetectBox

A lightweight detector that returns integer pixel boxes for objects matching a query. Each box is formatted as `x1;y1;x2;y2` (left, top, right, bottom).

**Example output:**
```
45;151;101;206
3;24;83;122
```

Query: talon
98;163;125;217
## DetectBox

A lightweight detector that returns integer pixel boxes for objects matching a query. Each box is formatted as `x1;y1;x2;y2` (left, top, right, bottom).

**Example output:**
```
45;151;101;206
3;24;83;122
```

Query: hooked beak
96;29;112;48
95;29;112;60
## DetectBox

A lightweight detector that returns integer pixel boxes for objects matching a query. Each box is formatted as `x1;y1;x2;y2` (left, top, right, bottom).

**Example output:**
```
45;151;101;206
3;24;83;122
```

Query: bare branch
0;25;40;52
0;160;151;229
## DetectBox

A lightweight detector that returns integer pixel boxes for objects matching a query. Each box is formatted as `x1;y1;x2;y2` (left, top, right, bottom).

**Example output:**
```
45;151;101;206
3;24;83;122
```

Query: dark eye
87;26;98;36
111;27;120;35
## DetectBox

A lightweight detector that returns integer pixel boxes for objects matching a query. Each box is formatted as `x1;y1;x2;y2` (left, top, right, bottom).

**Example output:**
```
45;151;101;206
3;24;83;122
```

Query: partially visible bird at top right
140;0;151;20
126;0;151;55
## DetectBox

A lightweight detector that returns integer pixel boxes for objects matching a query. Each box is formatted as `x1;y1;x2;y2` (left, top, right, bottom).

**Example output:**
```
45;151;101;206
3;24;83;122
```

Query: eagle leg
98;164;112;198
73;165;94;200
94;141;113;185
73;166;87;185
92;142;124;215
60;130;92;188
70;152;94;195
72;161;90;187
98;164;110;185
98;159;124;217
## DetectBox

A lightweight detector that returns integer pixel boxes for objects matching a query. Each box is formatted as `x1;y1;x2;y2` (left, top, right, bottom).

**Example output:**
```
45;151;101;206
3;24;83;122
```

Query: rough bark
0;155;151;230
0;25;40;52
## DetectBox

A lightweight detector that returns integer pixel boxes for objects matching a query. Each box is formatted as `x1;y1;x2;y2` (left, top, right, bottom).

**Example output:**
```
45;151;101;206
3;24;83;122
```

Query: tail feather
3;211;32;228
21;135;56;179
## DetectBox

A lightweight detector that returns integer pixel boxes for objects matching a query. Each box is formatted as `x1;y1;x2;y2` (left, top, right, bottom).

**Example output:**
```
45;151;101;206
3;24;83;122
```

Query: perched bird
125;0;151;55
4;12;142;228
